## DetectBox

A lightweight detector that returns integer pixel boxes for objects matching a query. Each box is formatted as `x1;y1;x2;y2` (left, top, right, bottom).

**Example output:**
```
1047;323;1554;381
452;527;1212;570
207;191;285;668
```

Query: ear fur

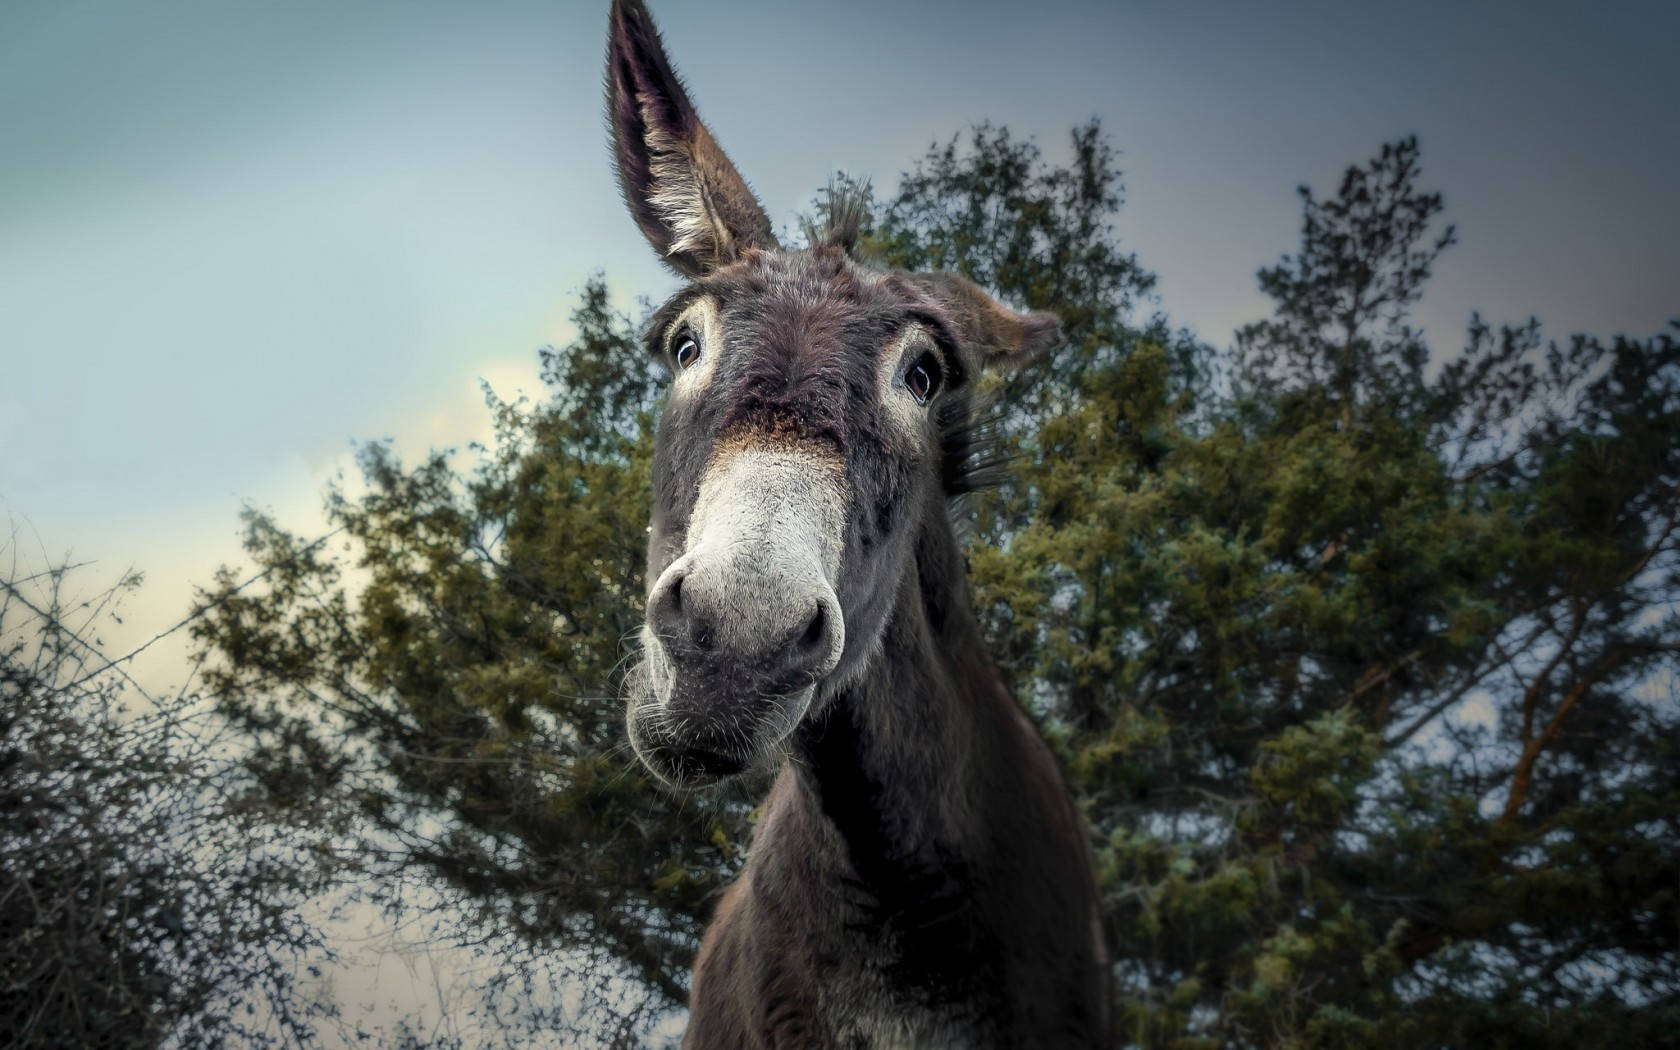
906;272;1063;369
606;0;777;277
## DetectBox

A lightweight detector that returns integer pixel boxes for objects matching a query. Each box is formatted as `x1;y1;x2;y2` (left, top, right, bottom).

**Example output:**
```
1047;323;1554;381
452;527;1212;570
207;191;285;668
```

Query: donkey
607;1;1109;1045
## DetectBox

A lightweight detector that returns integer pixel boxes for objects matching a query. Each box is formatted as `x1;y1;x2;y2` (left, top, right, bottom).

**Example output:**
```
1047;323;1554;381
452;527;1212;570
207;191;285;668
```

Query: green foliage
193;126;1678;1046
961;132;1679;1047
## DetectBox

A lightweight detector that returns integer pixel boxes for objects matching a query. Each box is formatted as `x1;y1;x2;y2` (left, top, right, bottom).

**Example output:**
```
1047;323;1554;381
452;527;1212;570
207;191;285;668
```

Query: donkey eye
904;351;942;405
673;328;701;370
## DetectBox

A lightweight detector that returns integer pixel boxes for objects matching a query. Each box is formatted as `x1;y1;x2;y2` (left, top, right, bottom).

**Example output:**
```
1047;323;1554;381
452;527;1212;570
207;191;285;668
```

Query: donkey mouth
631;695;806;786
626;686;815;789
624;641;818;789
642;739;748;783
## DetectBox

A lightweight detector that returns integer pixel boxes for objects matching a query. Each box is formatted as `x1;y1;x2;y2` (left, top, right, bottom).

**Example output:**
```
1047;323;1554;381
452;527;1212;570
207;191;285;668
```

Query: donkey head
609;0;1060;787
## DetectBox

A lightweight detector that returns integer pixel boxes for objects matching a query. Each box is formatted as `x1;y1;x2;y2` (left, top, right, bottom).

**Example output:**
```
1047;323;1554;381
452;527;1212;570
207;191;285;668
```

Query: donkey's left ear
606;0;777;277
907;272;1063;369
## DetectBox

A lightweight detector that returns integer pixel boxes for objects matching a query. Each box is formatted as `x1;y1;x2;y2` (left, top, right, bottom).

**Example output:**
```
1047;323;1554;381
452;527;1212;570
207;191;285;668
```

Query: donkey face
608;0;1059;787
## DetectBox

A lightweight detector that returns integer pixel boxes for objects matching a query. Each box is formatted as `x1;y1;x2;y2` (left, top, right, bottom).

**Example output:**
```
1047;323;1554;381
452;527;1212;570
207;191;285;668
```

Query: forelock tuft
802;178;872;254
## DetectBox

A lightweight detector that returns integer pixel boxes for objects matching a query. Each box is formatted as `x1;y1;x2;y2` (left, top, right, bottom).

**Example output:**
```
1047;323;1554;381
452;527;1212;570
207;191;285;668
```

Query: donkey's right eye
904;351;942;405
674;329;701;370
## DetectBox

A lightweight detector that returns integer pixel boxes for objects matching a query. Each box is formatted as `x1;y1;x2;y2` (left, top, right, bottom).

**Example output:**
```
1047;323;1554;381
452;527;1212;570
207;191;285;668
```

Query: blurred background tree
189;126;1678;1046
1;553;337;1048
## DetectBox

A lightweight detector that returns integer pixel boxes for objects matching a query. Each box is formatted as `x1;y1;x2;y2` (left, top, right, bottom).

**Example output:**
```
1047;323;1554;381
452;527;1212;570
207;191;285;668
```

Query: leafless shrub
0;540;338;1048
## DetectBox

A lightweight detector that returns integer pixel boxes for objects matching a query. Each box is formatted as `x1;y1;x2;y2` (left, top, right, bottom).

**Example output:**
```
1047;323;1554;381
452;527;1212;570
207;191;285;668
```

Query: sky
0;0;1675;1039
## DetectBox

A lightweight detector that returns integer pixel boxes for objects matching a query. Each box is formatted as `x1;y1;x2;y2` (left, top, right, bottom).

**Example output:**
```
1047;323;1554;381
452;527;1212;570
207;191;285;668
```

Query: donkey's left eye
905;351;942;405
674;329;701;370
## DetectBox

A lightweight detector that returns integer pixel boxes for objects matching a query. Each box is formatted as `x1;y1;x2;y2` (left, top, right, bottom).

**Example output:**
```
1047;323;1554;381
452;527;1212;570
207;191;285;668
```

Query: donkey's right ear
900;272;1064;371
606;0;777;277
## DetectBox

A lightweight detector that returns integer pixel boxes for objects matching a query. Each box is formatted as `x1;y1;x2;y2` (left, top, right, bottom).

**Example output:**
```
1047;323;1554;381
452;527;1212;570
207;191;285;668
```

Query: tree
975;136;1679;1046
1;549;334;1048
192;128;1678;1046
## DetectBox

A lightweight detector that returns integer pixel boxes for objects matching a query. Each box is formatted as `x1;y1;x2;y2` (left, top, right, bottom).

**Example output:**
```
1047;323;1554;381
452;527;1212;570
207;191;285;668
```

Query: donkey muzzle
629;445;847;784
648;561;843;694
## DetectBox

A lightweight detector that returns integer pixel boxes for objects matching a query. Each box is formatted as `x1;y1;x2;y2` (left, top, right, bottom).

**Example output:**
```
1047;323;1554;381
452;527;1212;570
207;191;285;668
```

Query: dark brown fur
604;3;1109;1045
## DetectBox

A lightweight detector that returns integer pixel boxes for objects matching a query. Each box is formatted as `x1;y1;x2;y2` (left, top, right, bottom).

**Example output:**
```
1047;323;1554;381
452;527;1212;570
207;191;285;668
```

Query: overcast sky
2;0;1677;684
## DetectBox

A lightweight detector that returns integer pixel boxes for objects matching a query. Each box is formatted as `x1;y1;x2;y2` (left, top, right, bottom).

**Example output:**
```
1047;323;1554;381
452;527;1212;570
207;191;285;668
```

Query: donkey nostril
801;606;827;650
692;616;713;651
649;570;693;649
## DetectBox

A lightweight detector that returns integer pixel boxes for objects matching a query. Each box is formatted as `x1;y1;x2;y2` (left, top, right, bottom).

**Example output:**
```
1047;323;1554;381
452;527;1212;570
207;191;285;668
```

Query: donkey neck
790;508;1011;876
